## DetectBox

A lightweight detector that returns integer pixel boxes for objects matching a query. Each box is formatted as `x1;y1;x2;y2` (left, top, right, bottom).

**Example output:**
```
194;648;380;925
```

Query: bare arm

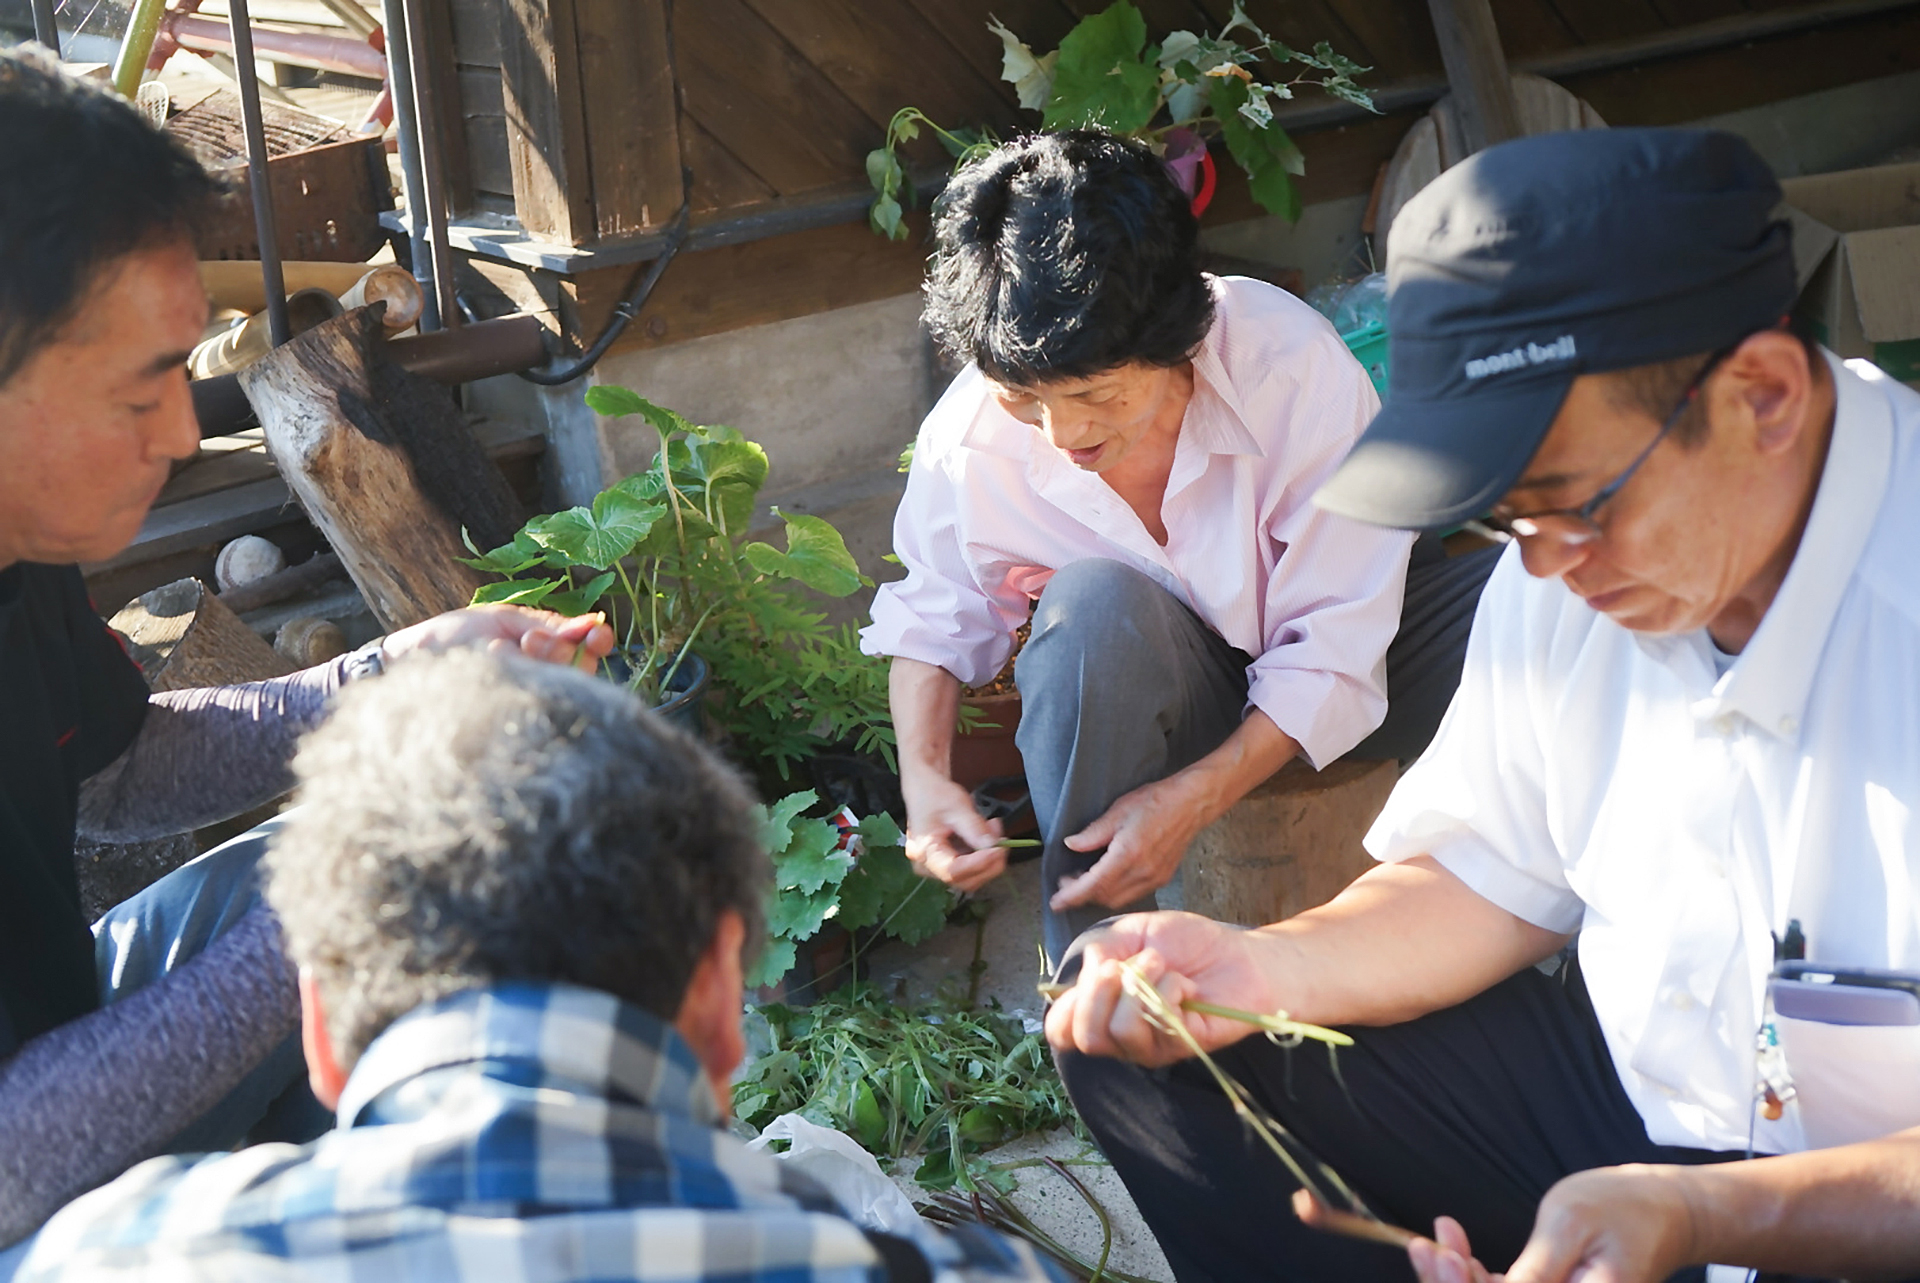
1047;855;1569;1066
891;657;1005;892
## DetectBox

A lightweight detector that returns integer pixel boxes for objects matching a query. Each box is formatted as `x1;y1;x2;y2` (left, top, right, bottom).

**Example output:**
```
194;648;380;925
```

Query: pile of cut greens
733;984;1080;1191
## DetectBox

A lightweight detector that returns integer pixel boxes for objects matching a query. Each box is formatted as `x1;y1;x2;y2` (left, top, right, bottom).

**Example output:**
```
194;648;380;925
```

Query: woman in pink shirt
860;131;1499;963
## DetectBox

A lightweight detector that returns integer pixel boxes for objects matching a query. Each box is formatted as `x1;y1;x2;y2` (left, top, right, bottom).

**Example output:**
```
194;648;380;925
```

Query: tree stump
1182;757;1401;927
109;577;295;692
78;578;296;919
238;306;520;631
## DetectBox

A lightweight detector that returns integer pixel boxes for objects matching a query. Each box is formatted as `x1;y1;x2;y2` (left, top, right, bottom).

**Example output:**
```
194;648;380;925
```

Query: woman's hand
381;605;616;674
1044;911;1281;1067
902;773;1005;893
1050;772;1220;913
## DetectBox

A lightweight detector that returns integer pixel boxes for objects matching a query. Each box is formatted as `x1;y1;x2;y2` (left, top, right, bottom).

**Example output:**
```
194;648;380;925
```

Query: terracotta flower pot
952;689;1023;790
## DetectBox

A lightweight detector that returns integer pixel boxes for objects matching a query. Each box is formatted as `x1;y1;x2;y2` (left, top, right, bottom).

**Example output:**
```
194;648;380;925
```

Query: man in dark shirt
0;49;615;1250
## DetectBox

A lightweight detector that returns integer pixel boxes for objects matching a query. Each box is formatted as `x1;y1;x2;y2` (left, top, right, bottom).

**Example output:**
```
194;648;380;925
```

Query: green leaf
1247;160;1302;221
852;1078;887;1149
760;790;819;852
685;438;770;534
836;841;920;933
885;877;951;946
854;812;904;847
745;936;797;989
1042;1;1161;133
459;529;550;576
526;487;662;569
541;571;616;617
742;510;865;597
987;16;1057;112
584;385;651;418
471;577;561;607
775;819;855;895
866;146;897;194
870;190;905;241
767;884;839;942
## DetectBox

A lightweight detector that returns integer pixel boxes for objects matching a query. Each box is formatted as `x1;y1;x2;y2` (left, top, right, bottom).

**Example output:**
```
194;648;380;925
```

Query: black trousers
1058;959;1762;1283
1019;537;1504;966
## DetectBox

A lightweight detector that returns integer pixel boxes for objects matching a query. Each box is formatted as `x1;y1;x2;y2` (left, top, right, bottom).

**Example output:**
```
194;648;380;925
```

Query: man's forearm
0;905;297;1246
77;656;352;843
1676;1131;1920;1279
1250;855;1571;1029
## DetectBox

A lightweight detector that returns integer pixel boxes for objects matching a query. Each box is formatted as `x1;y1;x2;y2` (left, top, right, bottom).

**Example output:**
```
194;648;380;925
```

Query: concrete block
1183;756;1400;928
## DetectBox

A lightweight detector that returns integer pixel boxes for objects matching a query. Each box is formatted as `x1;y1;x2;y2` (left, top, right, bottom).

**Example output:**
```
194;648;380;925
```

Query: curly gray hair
263;650;768;1066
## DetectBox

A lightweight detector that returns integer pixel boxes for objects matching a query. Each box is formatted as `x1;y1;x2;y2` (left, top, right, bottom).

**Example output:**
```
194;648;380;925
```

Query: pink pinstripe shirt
861;276;1415;768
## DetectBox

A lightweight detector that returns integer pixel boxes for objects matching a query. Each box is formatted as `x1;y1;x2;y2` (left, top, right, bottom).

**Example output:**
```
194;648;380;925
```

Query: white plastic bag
746;1113;929;1239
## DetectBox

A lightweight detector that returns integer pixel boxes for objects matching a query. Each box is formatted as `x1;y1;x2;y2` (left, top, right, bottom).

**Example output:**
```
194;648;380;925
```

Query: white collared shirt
1369;354;1920;1153
859;277;1415;768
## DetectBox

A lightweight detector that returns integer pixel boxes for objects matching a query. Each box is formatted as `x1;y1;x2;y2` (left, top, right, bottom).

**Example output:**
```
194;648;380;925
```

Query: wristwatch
341;638;388;683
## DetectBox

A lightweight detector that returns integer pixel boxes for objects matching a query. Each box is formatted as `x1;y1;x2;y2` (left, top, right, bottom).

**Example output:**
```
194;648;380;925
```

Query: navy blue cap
1313;128;1796;531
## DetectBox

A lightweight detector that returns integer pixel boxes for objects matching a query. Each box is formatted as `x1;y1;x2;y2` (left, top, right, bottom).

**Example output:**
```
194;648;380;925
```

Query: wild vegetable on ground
734;982;1080;1192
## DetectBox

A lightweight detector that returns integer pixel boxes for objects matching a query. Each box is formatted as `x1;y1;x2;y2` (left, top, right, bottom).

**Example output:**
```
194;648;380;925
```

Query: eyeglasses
1471;342;1738;547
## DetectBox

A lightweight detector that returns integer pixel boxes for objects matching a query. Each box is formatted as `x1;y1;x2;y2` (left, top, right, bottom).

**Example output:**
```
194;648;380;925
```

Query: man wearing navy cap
1046;127;1920;1283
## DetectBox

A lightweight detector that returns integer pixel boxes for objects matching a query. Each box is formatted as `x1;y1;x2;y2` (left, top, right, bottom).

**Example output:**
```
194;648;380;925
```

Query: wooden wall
426;0;1920;359
438;0;1920;241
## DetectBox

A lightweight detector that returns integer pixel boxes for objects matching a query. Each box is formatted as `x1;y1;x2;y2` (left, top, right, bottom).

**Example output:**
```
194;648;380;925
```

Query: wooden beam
575;0;684;238
1426;0;1521;154
500;0;596;243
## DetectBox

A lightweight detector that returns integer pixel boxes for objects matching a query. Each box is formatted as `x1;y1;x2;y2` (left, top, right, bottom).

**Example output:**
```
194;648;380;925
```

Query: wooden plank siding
430;0;1920;352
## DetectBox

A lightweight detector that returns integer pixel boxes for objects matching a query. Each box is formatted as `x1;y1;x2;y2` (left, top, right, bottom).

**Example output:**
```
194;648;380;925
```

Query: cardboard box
1780;162;1920;383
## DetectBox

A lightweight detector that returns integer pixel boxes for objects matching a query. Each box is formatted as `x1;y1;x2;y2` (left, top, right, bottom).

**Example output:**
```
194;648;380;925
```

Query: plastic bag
746;1112;931;1239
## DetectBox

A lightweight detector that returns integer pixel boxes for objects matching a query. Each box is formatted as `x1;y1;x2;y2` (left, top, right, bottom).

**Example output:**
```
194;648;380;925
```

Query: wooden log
1182;757;1401;928
109;576;295;692
237;307;499;631
1425;0;1521;157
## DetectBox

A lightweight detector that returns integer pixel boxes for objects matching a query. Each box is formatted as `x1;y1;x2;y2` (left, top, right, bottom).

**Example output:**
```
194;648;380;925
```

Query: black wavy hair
923;130;1213;386
0;48;218;386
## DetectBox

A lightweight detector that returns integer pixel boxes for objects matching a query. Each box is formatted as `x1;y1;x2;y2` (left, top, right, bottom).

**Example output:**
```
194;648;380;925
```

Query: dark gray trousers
1014;539;1503;966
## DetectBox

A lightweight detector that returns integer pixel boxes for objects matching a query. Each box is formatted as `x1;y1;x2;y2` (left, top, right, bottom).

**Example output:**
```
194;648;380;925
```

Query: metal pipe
164;12;388;79
30;0;59;56
190;314;552;436
227;0;290;346
379;0;439;330
399;0;459;330
110;0;169;97
521;203;689;386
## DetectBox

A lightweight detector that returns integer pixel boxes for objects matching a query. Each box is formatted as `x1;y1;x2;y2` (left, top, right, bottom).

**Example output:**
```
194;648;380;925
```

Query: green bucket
1341;320;1390;397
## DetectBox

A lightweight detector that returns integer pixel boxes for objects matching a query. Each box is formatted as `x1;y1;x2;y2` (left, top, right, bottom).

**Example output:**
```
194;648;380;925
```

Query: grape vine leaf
775;818;855;894
767;884;839;941
1041;1;1160;134
745;937;797;990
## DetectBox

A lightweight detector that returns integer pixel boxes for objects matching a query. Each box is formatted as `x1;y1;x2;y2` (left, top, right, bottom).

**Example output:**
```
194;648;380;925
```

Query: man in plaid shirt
14;651;1061;1282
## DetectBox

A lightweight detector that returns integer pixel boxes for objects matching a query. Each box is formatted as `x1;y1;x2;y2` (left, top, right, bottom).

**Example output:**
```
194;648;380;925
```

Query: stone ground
860;859;1175;1282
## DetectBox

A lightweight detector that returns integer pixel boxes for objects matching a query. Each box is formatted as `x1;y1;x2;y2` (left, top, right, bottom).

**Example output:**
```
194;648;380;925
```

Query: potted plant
866;0;1375;239
463;387;893;775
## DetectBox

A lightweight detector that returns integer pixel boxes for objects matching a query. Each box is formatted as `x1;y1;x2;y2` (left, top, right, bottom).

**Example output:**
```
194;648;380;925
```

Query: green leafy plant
749;791;950;988
463;388;893;776
733;982;1079;1191
867;0;1375;239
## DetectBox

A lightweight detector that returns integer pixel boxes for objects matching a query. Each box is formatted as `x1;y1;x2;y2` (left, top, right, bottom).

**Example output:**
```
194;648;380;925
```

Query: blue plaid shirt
19;983;1063;1282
